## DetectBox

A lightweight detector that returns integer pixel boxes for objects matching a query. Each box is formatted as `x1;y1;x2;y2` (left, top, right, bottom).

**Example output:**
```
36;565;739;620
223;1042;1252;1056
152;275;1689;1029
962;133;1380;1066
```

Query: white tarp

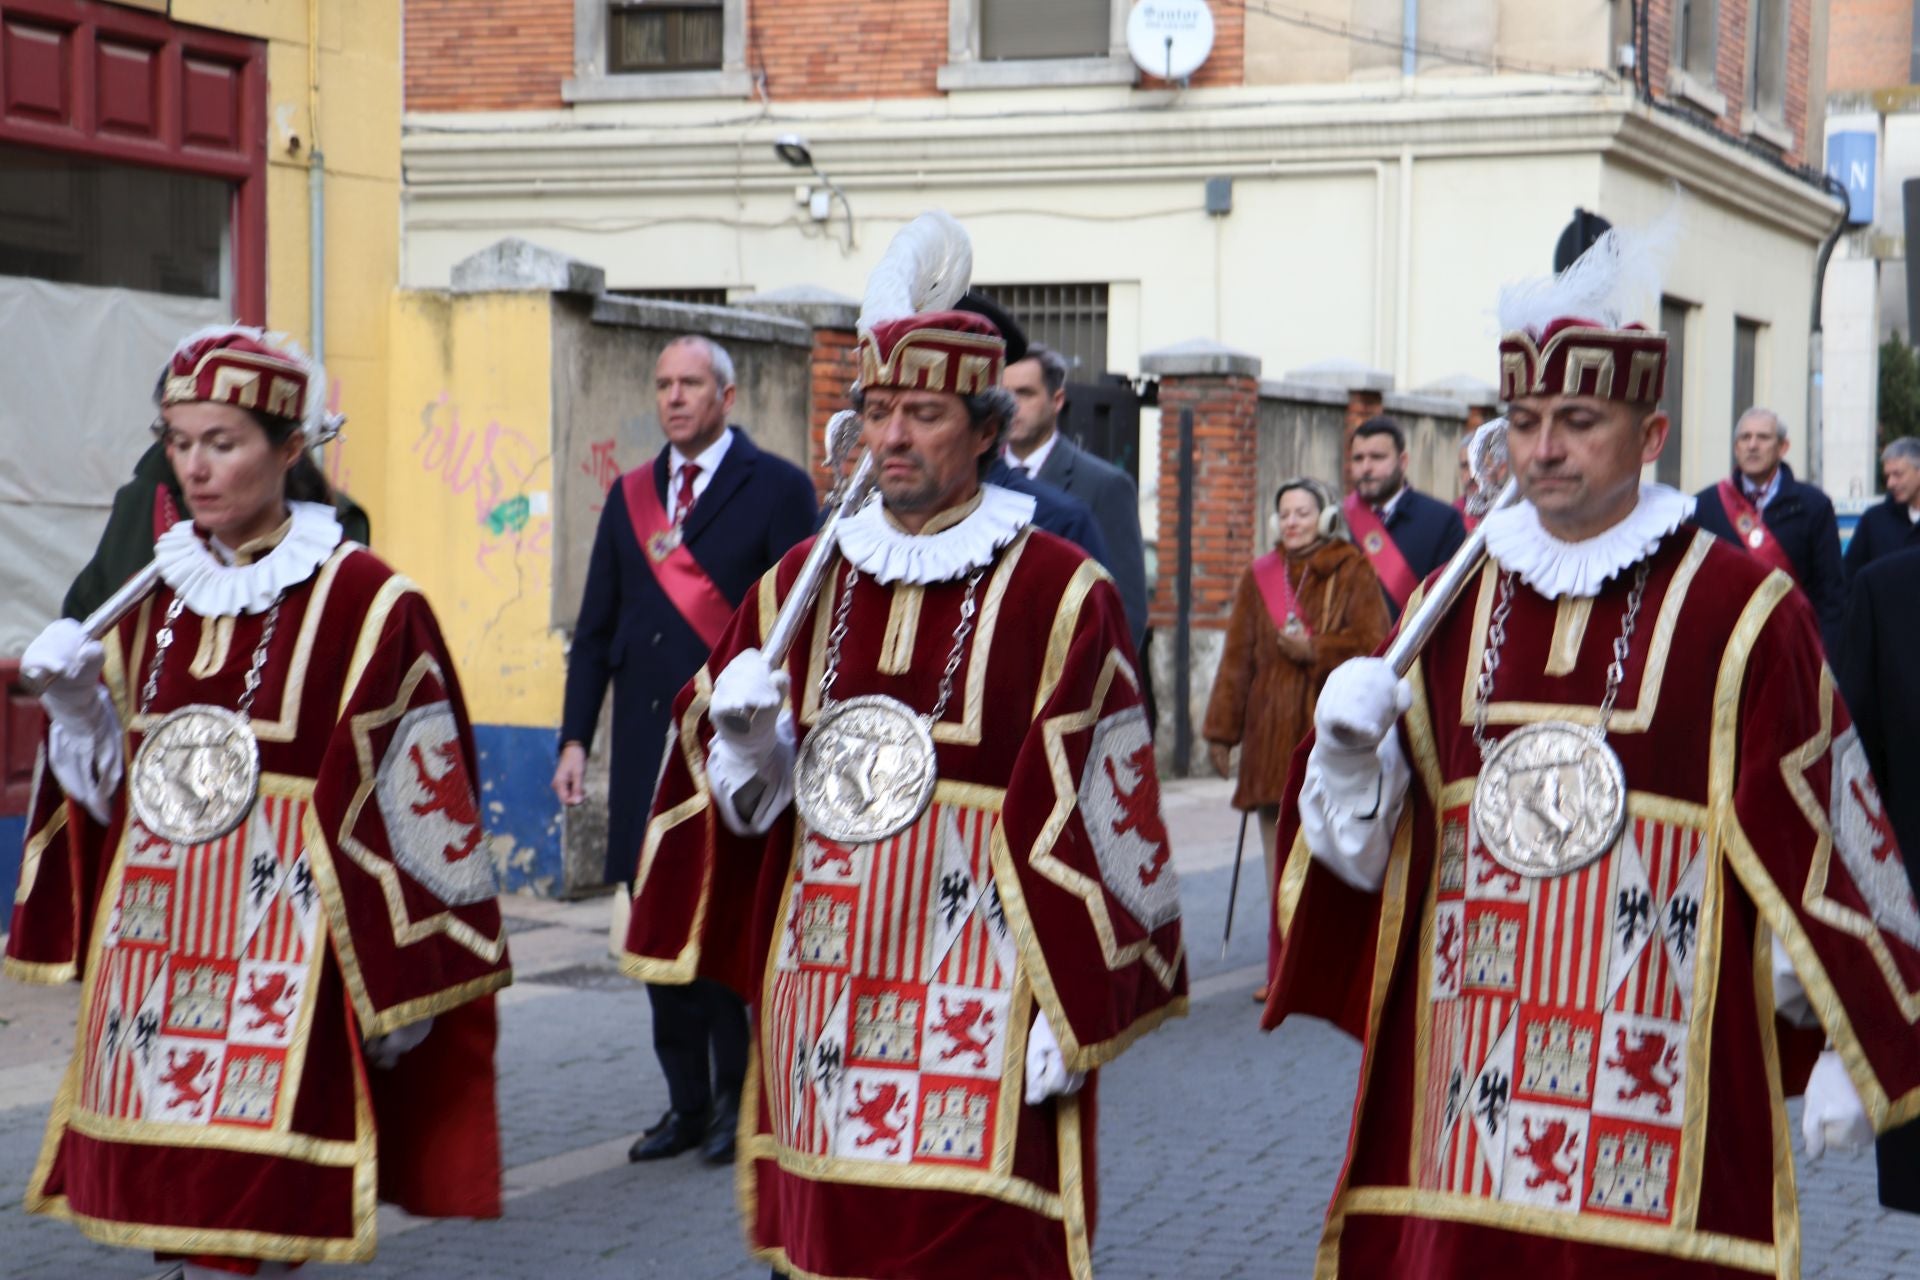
0;276;227;655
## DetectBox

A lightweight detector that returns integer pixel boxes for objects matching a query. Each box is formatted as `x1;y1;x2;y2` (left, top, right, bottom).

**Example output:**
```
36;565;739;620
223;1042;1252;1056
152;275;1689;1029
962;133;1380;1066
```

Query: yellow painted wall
171;0;401;528
384;292;565;728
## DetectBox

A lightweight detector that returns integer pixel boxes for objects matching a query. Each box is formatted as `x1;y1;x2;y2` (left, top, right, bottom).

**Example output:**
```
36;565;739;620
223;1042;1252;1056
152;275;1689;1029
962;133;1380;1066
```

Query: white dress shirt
669;425;735;514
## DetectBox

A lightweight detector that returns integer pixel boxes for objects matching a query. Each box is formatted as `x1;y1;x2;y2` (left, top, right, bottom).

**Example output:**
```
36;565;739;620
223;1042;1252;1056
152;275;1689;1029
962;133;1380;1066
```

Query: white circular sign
1126;0;1215;82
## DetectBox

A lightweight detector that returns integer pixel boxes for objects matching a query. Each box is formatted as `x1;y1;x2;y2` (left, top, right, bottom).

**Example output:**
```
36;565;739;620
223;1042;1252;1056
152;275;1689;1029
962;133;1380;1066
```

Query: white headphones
1270;478;1341;545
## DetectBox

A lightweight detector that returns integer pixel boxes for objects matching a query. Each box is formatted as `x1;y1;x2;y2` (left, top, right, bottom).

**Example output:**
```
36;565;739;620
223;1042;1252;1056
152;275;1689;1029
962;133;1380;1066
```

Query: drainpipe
1403;0;1417;78
1807;173;1850;488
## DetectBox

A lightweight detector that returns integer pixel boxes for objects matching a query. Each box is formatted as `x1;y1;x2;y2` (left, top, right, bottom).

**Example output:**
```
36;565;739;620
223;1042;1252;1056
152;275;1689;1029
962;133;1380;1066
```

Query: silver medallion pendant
793;694;938;844
129;704;261;845
1470;721;1627;878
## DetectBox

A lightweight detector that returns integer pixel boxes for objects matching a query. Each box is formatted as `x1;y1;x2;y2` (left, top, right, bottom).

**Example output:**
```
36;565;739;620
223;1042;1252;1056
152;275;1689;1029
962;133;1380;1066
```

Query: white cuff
707;713;797;836
45;686;122;825
364;1016;435;1070
1801;1048;1873;1159
1298;733;1409;893
1772;936;1819;1028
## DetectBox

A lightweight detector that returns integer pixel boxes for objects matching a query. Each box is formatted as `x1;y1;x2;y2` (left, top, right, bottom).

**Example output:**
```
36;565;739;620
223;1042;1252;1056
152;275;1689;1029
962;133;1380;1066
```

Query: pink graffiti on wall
415;393;553;585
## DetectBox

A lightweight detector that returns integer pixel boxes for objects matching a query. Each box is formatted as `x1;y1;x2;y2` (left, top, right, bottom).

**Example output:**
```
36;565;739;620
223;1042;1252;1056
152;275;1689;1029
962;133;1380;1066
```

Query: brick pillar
1140;340;1262;774
736;285;861;496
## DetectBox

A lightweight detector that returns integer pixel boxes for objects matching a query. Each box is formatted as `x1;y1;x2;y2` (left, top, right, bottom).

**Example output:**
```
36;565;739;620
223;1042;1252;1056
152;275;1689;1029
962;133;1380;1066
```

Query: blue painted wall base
0;814;23;923
473;723;566;896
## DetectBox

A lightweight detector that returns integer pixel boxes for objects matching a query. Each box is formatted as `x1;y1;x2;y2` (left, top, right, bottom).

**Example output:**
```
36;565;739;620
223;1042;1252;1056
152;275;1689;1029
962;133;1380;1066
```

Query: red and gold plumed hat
1497;316;1667;405
854;211;1002;396
157;326;339;444
1495;215;1675;406
857;309;1005;396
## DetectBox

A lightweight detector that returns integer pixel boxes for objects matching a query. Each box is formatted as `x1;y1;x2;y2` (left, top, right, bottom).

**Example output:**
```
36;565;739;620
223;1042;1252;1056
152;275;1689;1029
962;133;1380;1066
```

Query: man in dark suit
1845;436;1920;579
1343;415;1467;618
553;335;817;1165
1002;344;1149;651
1837;544;1920;1214
1693;408;1845;655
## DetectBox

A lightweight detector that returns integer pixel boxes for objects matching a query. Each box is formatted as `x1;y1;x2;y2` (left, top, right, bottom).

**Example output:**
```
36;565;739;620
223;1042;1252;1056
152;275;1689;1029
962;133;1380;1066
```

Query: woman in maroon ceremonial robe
8;327;510;1277
1204;478;1390;996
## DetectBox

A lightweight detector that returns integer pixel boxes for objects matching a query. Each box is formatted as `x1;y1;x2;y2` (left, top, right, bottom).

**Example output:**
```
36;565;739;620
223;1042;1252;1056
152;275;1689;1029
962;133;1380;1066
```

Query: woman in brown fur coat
1204;479;1391;996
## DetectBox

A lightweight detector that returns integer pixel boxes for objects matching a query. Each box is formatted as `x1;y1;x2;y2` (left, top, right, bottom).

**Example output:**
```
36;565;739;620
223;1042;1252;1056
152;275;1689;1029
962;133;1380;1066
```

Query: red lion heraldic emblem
1606;1028;1680;1116
930;998;995;1070
845;1081;912;1156
1079;706;1182;930
373;702;498;907
161;1049;215;1109
1515;1117;1581;1202
239;972;297;1035
409;739;482;862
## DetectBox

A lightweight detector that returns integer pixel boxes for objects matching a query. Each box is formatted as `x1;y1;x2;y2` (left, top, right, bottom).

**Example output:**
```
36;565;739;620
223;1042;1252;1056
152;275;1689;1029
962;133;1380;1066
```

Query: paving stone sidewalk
2;779;1916;1278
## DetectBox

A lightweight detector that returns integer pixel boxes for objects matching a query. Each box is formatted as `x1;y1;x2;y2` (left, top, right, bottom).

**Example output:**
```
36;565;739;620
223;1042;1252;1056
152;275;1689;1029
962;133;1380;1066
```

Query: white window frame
938;0;1137;92
1741;0;1792;147
1668;0;1725;117
563;0;751;104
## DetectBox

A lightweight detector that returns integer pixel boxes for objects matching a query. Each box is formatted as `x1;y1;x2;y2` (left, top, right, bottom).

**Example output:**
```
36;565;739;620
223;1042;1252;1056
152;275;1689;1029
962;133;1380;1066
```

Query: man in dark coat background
553;334;817;1166
1693;407;1845;655
1845;436;1920;579
1344;415;1467;618
1838;543;1920;1215
1002;343;1150;652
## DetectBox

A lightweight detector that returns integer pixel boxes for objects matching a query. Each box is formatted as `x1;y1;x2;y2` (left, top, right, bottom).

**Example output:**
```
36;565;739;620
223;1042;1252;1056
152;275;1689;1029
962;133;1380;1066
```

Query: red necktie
674;462;700;524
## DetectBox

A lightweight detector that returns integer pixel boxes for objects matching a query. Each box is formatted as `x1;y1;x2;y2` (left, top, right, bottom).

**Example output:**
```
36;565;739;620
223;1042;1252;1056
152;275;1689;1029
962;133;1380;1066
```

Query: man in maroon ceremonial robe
1264;232;1920;1279
554;335;817;1165
620;214;1185;1280
1344;415;1467;618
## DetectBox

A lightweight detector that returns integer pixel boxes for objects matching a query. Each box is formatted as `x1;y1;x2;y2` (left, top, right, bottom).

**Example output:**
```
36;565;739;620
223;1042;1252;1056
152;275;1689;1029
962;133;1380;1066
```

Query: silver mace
19;559;163;696
721;410;873;819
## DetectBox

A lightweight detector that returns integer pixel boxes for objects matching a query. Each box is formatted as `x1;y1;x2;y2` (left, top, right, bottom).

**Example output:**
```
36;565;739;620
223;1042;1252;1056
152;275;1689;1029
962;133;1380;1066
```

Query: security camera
774;134;814;169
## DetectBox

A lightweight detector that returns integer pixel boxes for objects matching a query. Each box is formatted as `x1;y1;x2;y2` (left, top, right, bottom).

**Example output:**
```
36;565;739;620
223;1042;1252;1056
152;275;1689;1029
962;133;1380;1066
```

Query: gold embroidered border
621;667;719;985
15;770;64;907
1754;924;1802;1280
328;653;510;968
3;957;78;984
1033;558;1112;720
337;573;420;719
877;585;924;675
1545;597;1594;676
1330;1187;1779;1275
1458;530;1711;730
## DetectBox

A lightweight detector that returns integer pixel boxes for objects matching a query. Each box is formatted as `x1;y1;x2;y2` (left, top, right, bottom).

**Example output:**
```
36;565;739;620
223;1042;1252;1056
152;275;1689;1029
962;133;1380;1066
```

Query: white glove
364;1016;435;1070
1801;1049;1873;1159
709;648;791;761
24;618;107;725
1315;657;1411;751
1024;1012;1086;1105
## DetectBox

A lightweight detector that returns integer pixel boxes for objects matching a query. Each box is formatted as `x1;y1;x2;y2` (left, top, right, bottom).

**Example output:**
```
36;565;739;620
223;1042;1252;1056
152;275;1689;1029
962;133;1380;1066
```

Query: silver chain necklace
1467;560;1648;878
793;558;985;845
128;594;282;846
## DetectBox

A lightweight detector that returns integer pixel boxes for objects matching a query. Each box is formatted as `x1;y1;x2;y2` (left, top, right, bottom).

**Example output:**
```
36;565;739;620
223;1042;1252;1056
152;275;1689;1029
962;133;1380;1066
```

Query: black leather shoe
629;1108;709;1162
702;1092;740;1163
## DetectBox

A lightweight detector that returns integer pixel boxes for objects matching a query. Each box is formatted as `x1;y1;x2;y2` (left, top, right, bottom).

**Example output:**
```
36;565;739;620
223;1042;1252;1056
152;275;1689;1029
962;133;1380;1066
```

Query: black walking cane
1220;808;1251;960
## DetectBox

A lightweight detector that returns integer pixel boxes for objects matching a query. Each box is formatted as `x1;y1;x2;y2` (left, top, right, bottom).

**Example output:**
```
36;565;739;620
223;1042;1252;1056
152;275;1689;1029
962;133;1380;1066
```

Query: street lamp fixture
773;133;855;252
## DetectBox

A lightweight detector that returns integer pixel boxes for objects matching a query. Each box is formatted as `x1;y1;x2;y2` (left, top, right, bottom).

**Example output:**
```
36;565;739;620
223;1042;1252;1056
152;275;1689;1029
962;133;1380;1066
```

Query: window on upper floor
1746;0;1788;128
979;0;1111;61
608;1;724;74
1657;296;1693;489
940;0;1133;90
566;0;748;102
977;282;1111;377
1675;0;1717;81
1733;317;1764;421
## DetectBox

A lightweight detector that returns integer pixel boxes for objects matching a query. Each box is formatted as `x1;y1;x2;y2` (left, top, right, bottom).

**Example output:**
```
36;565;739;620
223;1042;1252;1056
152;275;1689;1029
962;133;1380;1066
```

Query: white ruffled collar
836;484;1036;585
1481;484;1694;598
154;500;344;616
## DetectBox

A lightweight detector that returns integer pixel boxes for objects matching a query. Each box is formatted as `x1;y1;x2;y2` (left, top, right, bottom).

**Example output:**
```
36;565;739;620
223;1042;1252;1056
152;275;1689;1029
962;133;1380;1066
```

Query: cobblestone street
4;779;1918;1278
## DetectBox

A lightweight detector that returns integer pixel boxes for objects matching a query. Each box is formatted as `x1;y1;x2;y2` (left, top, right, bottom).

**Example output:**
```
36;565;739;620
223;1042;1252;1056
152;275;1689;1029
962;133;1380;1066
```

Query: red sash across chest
1343;493;1418;608
1714;478;1795;579
622;468;735;648
1251;552;1312;637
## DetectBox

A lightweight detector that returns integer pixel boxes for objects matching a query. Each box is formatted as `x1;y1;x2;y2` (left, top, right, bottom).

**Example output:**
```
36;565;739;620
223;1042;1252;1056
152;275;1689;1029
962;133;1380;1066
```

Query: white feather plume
1497;198;1683;337
160;324;339;446
858;211;974;332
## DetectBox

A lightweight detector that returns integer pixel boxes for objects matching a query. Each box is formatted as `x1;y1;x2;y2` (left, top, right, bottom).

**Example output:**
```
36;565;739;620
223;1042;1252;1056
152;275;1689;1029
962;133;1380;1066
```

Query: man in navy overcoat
555;335;817;1166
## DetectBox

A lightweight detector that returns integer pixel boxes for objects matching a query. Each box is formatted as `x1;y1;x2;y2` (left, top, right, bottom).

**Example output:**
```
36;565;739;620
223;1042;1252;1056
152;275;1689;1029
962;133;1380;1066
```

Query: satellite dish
1126;0;1215;83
